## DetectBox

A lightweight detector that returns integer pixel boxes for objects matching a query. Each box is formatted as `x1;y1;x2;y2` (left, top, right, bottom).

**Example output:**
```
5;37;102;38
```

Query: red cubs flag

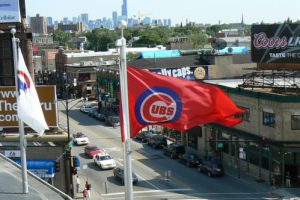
120;65;244;141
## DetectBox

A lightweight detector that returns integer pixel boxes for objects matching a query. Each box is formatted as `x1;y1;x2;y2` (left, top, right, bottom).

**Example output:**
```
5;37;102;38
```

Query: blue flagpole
117;20;133;200
11;28;29;194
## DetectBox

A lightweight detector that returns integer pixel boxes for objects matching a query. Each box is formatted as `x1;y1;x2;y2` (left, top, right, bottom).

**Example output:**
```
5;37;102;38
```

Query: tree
53;29;71;48
206;24;229;37
188;32;208;48
132;27;170;47
85;28;118;51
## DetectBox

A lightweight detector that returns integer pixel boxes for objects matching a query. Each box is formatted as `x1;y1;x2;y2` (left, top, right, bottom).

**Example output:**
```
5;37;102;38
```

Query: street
59;100;276;200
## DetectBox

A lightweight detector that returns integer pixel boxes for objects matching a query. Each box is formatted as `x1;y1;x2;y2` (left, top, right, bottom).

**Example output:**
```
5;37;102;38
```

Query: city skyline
26;0;300;26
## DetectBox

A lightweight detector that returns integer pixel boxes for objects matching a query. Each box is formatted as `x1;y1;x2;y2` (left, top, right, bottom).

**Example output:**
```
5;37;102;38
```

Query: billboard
0;0;21;23
0;85;58;127
251;23;300;63
149;66;208;80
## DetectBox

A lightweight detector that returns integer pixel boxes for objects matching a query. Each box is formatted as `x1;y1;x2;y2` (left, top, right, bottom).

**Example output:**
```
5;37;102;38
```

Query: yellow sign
0;86;57;127
193;67;206;79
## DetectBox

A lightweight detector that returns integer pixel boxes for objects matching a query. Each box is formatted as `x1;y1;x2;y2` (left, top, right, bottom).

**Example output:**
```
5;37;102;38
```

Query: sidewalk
224;164;300;200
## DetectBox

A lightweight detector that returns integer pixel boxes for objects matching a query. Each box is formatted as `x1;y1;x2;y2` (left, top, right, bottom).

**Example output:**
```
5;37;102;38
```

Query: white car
80;105;96;113
93;153;116;170
73;132;89;145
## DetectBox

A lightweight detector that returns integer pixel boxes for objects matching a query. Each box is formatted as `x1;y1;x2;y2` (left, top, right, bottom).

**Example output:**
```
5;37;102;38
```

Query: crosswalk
101;190;277;200
101;189;200;200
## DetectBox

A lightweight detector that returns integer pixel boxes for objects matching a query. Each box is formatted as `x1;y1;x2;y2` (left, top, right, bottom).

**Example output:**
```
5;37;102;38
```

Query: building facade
198;83;300;187
30;14;48;34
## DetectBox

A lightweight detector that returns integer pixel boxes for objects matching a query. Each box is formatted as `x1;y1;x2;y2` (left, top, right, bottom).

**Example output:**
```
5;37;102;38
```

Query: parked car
93;153;116;170
179;153;202;167
103;111;117;122
91;110;100;118
163;143;185;158
198;157;224;177
135;131;154;143
113;166;138;185
148;134;167;149
88;107;98;116
95;109;106;121
80;105;92;112
84;145;102;159
73;132;89;145
106;115;120;127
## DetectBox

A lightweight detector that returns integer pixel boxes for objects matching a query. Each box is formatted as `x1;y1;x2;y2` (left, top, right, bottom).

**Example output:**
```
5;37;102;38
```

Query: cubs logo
135;86;182;125
17;70;31;93
193;67;206;80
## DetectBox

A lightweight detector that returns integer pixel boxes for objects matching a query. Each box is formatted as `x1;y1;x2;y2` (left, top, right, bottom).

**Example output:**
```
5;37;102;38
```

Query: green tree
188;32;208;48
132;27;170;47
53;29;71;48
206;24;229;37
85;28;118;51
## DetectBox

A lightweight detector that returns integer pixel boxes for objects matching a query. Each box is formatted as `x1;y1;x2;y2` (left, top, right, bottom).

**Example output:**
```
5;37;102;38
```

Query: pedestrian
286;171;291;188
85;180;89;190
76;175;80;193
87;188;91;199
82;188;88;199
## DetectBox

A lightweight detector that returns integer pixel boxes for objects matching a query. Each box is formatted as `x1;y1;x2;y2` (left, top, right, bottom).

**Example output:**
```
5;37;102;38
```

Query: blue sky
26;0;300;25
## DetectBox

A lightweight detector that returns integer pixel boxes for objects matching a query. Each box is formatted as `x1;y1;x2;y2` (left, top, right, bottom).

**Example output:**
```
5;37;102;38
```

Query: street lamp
60;69;83;197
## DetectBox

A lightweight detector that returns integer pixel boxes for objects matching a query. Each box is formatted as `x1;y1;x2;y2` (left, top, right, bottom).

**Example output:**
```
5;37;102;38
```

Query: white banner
0;0;20;23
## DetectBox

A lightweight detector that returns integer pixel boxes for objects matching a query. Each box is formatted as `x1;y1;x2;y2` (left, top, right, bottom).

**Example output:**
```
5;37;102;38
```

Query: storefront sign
251;23;300;63
0;86;58;127
0;0;20;23
149;66;208;80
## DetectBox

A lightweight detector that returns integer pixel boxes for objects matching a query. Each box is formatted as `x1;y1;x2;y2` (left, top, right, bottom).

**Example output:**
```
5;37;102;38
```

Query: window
291;115;300;130
263;111;275;127
235;106;250;121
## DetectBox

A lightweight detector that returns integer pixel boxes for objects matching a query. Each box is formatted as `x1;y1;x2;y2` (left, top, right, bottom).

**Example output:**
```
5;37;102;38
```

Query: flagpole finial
11;28;16;36
119;20;127;38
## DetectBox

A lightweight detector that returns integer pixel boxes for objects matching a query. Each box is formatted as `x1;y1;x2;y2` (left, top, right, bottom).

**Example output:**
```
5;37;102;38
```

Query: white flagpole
11;28;29;194
117;20;133;200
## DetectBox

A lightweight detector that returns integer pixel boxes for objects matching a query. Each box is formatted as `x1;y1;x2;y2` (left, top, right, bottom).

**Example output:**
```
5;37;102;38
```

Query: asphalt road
58;100;275;200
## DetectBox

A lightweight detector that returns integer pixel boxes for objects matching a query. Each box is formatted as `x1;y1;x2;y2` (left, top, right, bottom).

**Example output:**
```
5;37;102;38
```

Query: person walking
85;180;89;190
82;188;88;200
76;175;80;193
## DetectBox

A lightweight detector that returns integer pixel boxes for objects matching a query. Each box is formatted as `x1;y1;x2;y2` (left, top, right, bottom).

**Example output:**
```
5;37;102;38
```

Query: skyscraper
121;0;128;20
47;17;53;26
81;13;89;25
112;11;118;28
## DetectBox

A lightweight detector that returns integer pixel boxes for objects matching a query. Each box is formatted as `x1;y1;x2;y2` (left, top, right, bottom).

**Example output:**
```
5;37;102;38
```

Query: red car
84;145;102;158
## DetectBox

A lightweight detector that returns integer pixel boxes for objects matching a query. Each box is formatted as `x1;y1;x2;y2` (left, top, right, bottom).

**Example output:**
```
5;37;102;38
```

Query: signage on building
149;66;208;80
15;159;55;178
0;0;20;23
0;85;58;127
4;150;20;157
251;24;300;63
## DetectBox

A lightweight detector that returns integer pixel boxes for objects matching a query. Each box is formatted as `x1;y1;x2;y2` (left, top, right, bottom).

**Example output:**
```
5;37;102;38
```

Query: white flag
17;48;49;135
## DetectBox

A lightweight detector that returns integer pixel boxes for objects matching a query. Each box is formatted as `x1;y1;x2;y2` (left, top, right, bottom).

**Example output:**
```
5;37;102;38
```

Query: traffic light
72;167;77;175
55;161;60;172
65;149;71;159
